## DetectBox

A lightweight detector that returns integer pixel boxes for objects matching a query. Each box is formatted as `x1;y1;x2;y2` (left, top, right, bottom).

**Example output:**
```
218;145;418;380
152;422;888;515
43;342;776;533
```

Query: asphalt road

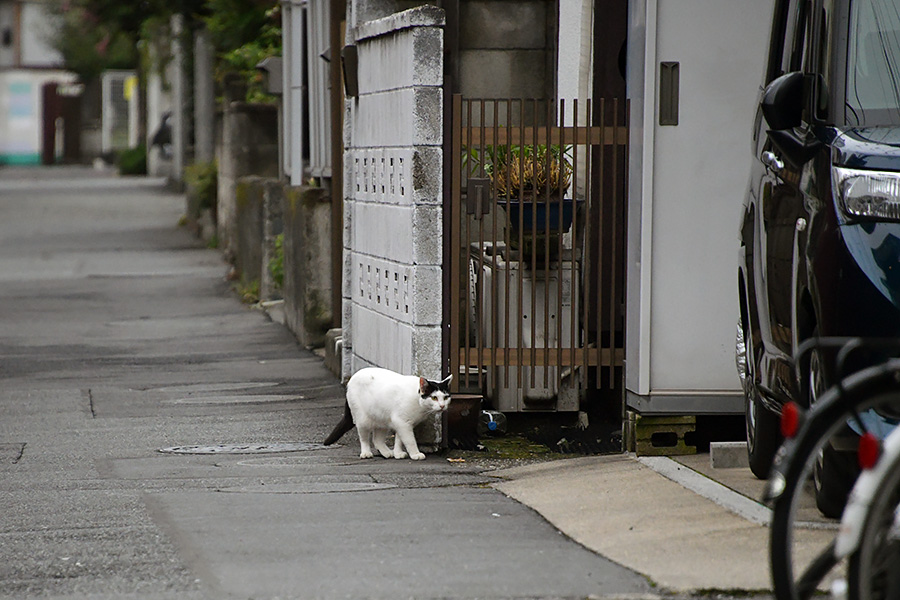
0;167;653;599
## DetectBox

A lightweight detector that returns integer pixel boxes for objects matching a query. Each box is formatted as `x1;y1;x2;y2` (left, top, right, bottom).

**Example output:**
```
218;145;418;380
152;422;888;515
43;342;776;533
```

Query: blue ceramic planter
502;198;582;234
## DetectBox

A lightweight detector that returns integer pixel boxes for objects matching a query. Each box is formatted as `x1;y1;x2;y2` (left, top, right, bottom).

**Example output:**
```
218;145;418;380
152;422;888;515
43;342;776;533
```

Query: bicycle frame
836;424;900;560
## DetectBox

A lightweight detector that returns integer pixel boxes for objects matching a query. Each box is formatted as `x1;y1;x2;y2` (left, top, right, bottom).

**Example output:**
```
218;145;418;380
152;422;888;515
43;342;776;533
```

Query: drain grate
159;442;331;455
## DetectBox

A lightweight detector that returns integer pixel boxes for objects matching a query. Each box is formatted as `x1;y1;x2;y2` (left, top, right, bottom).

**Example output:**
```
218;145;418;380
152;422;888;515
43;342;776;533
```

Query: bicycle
835;420;900;600
765;337;900;600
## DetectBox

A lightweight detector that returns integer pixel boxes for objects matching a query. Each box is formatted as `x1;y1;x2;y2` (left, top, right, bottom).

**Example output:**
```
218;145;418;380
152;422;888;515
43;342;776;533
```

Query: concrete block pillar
218;102;279;259
170;13;187;189
193;28;216;164
342;4;445;449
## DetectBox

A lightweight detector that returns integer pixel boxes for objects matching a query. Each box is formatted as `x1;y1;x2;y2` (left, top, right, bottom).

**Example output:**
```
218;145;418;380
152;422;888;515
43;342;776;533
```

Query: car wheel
813;442;858;518
746;387;782;478
807;344;859;518
739;317;781;478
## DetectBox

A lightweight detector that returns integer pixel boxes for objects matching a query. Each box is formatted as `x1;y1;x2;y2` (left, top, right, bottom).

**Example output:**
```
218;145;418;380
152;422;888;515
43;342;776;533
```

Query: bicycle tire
846;439;900;600
768;359;900;600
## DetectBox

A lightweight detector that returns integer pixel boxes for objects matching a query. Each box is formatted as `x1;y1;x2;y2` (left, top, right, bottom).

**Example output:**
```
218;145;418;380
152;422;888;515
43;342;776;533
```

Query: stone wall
217;102;279;259
234;178;266;287
224;176;332;349
231;177;285;303
283;185;333;348
342;5;445;383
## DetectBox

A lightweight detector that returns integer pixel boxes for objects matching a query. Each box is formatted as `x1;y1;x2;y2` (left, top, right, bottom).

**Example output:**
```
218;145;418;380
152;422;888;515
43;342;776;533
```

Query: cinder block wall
342;5;445;384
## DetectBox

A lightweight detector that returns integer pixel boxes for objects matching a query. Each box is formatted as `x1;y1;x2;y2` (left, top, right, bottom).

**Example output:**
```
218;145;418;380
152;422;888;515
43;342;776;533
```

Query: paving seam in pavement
637;455;772;526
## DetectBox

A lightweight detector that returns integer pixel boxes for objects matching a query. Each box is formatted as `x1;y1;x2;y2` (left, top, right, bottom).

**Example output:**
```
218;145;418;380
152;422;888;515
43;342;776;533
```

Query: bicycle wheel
845;435;900;600
767;359;900;600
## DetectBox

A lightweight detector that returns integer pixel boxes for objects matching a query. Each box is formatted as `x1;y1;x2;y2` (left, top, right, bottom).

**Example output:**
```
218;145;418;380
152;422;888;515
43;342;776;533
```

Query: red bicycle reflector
858;432;880;470
781;402;801;438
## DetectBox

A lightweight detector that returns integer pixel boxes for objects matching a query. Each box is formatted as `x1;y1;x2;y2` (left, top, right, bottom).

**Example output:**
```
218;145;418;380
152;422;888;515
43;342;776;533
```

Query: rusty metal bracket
466;178;491;218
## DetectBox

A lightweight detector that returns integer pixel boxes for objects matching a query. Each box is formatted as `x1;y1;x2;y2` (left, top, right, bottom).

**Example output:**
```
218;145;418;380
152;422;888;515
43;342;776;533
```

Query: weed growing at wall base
268;233;284;290
235;279;260;304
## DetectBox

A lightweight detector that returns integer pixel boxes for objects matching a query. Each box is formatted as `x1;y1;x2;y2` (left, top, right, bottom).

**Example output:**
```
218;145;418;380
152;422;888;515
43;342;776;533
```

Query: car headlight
833;167;900;220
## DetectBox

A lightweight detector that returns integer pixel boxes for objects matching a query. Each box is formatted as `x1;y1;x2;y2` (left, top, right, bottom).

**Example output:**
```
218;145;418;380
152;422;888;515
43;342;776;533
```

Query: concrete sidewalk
491;455;773;591
0;168;657;599
488;452;837;593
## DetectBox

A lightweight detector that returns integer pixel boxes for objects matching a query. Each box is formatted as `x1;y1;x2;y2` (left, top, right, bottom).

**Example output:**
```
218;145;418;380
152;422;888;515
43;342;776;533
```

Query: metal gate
448;95;628;411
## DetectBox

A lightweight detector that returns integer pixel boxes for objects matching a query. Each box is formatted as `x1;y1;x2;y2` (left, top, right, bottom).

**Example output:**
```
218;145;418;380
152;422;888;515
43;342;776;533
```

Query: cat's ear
419;377;432;397
439;374;452;391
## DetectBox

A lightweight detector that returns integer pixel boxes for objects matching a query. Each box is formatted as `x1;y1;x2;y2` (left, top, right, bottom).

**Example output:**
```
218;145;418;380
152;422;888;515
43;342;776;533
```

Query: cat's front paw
378;448;393;458
393;450;408;459
410;452;426;461
360;450;374;459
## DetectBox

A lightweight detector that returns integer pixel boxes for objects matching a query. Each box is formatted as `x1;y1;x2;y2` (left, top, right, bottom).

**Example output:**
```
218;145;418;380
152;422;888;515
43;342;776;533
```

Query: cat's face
418;375;452;413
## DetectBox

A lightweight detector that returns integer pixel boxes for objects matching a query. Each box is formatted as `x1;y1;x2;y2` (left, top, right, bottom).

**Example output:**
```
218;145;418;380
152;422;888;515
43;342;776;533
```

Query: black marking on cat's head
419;374;452;413
419;374;452;398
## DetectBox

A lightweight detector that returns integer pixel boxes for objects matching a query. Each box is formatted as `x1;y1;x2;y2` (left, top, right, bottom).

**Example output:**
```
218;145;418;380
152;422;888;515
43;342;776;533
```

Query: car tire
738;315;782;478
814;441;859;519
806;342;860;518
746;389;782;478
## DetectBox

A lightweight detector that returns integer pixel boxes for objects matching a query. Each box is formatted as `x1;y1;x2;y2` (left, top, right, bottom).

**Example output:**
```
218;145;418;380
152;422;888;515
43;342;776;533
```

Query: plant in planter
471;144;576;238
488;144;572;203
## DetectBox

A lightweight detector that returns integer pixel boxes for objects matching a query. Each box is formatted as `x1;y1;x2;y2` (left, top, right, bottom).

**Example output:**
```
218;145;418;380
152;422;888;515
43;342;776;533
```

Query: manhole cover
159;442;331;455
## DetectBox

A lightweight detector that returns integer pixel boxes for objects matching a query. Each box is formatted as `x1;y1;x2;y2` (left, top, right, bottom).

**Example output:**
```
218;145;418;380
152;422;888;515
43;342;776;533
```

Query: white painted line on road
637;455;773;526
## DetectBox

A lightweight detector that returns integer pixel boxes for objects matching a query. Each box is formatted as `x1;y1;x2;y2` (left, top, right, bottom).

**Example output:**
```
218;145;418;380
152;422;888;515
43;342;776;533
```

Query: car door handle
762;151;785;173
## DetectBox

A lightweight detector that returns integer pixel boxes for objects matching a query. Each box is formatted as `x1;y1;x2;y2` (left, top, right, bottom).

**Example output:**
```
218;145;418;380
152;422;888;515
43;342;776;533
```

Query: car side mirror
762;71;805;131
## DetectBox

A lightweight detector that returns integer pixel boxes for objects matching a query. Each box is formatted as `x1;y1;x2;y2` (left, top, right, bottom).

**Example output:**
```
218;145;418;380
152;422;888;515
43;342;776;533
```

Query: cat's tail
323;401;354;445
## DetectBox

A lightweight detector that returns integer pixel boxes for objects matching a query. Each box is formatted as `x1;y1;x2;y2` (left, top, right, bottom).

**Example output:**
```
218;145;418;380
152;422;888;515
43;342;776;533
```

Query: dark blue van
737;0;900;516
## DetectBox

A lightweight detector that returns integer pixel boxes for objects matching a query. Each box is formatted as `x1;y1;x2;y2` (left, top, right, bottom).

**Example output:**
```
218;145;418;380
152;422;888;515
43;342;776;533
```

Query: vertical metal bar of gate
596;99;606;388
448;95;629;399
449;94;462;393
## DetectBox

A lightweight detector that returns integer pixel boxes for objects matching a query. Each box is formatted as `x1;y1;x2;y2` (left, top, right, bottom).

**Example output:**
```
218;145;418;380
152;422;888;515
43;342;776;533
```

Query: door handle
762;151;785;173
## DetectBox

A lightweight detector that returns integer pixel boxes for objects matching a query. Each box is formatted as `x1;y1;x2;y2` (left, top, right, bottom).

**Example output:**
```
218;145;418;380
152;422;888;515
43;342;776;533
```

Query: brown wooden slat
462;126;627;147
459;348;623;368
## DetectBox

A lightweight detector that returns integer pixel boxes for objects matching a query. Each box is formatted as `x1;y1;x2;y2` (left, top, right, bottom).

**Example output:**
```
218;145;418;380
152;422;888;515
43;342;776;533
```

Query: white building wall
625;0;774;414
557;0;593;113
0;69;75;165
342;5;445;383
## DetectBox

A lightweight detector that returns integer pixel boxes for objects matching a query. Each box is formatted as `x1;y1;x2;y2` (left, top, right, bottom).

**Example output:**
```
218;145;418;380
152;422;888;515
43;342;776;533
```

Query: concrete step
710;441;749;469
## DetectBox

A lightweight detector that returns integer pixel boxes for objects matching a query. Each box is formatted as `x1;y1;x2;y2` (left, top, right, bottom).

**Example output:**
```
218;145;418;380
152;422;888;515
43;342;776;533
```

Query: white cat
323;368;452;460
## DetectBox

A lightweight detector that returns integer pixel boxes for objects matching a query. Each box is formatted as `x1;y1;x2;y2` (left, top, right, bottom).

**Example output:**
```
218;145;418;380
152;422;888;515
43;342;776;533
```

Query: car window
767;0;794;82
789;0;813;73
845;0;900;125
815;0;837;119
